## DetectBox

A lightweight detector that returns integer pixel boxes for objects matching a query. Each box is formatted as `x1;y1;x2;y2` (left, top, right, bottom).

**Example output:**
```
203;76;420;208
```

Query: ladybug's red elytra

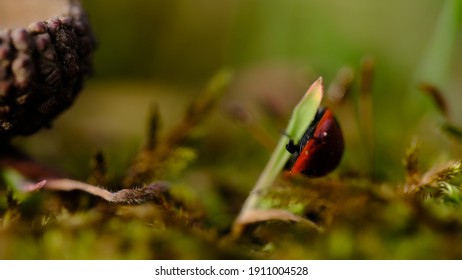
286;107;344;177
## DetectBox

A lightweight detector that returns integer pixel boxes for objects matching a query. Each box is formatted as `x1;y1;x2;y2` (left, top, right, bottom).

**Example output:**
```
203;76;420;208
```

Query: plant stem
233;77;324;235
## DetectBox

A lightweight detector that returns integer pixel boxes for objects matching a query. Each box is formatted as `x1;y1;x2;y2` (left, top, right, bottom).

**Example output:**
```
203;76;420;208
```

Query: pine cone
0;0;96;141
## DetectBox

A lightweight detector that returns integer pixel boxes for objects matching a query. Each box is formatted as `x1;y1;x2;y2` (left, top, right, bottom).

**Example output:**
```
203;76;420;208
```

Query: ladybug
286;107;344;177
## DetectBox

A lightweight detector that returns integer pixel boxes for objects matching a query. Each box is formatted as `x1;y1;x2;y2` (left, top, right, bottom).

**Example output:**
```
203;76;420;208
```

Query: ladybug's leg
286;139;298;154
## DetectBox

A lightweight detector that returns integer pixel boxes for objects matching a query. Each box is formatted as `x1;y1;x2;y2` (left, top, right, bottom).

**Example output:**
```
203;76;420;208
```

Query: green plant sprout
233;77;324;235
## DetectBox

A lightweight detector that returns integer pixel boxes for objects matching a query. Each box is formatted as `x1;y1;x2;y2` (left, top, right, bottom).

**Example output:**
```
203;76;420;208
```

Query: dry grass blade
419;83;449;118
44;179;169;205
232;208;322;236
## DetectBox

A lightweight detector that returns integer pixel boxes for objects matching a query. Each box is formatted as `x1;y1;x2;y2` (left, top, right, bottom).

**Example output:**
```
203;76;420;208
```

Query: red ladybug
286;107;344;177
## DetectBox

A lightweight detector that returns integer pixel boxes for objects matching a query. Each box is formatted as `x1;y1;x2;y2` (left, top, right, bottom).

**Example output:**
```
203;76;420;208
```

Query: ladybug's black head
286;139;298;154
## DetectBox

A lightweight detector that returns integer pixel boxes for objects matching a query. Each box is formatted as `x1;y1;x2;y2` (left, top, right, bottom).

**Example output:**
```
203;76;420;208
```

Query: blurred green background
14;0;462;182
82;0;446;84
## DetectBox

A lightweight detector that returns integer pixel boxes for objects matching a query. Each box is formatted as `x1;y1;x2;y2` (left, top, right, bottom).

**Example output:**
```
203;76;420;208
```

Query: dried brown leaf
232;208;321;237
